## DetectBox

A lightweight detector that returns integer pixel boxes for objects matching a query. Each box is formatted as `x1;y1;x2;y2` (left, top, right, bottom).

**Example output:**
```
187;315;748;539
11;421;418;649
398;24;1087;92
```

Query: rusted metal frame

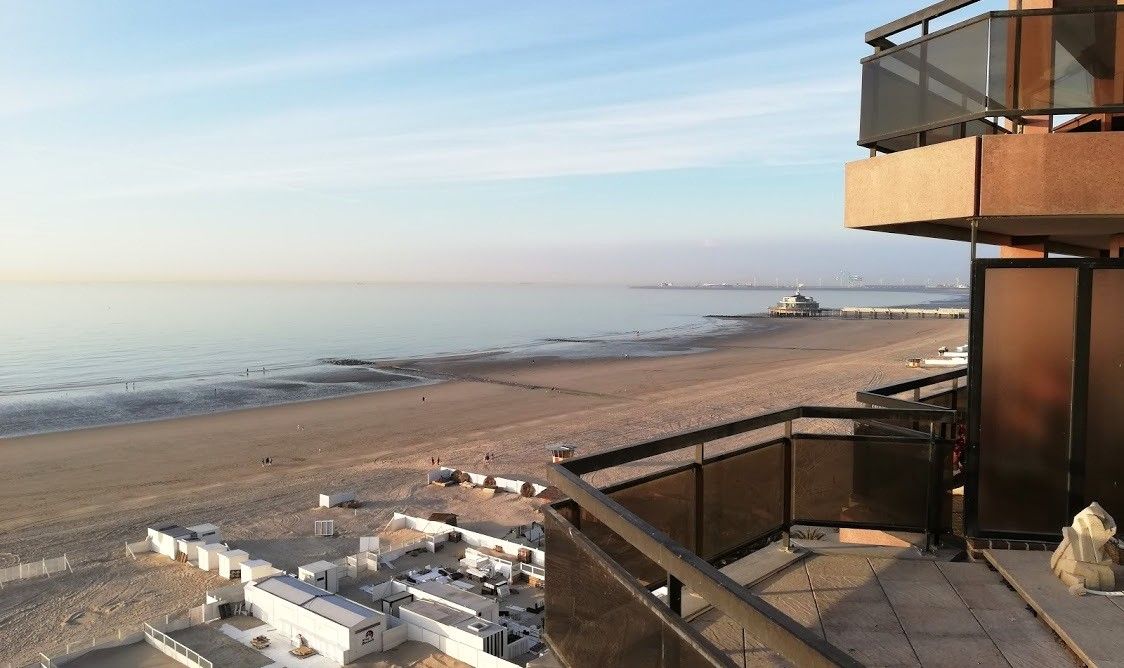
550;466;860;668
543;506;736;668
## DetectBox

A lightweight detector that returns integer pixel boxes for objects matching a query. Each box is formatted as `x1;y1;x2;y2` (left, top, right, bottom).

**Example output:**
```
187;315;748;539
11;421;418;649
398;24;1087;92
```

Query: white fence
518;562;545;582
0;555;73;586
144;624;213;668
125;539;152;559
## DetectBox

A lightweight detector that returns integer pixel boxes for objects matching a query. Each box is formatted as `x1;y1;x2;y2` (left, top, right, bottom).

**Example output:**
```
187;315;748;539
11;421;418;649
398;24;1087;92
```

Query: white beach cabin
218;549;250;580
146;523;223;560
319;491;356;508
187;523;221;543
241;559;277;583
197;543;227;572
245;575;400;663
397;599;506;661
298;560;340;593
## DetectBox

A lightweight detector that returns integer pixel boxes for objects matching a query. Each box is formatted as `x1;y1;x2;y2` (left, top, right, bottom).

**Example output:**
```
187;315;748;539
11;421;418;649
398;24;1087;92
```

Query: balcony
859;6;1124;153
846;5;1124;256
542;374;964;667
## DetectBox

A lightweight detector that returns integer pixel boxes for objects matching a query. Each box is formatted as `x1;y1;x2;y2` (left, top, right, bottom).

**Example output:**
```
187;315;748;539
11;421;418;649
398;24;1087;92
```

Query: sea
0;283;961;437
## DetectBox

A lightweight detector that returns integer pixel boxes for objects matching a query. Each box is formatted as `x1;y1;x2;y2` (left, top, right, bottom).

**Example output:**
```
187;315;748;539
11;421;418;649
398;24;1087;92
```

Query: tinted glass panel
1016;12;1124;110
582;468;697;585
978;268;1076;534
700;443;784;559
862;9;1124;148
1086;268;1124;519
794;436;933;528
544;511;726;668
859;18;991;143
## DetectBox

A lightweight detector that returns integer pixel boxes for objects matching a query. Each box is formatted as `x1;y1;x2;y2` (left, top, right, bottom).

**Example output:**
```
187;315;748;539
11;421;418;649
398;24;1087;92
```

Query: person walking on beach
431;457;435;466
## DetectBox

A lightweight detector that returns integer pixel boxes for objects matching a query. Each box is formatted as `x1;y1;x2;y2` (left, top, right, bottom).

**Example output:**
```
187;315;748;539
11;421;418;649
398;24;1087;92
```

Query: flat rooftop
412;580;494;614
400;599;501;638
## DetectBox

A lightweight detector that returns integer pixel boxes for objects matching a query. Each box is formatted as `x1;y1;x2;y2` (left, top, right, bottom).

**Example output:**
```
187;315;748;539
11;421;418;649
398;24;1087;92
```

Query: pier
708;307;968;320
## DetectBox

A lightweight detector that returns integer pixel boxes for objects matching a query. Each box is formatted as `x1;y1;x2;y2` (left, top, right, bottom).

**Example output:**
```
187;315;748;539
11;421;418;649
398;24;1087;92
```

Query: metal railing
859;5;1124;152
144;624;213;668
546;403;955;667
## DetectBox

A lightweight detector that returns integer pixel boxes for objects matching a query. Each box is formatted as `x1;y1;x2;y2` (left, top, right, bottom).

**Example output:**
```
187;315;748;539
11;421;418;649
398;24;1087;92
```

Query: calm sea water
0;283;954;436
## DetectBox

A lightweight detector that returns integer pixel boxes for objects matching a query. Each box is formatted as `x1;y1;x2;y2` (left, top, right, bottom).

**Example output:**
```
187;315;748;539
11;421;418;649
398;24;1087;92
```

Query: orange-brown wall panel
979;133;1124;217
844;138;978;229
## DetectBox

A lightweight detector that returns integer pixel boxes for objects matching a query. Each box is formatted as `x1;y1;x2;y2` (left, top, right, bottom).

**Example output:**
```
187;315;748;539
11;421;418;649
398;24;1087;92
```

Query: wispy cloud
69;77;857;198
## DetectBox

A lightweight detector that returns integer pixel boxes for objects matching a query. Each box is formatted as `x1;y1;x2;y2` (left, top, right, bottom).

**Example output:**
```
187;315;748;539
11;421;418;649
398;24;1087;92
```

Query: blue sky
0;1;1000;284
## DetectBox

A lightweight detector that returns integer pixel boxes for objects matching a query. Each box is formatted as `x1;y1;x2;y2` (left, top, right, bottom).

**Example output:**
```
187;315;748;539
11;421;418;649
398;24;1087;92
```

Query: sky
0;1;1002;285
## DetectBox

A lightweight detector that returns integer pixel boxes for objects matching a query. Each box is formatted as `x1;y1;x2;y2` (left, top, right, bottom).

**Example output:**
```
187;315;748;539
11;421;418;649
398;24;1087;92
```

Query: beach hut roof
150;524;194;539
255;575;377;628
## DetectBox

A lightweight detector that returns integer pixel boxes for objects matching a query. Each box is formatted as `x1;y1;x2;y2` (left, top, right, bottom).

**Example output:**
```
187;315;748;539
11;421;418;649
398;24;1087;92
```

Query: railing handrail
552;464;861;667
550;403;956;667
863;5;1124;62
860;367;966;398
144;623;213;668
866;0;980;48
564;404;952;475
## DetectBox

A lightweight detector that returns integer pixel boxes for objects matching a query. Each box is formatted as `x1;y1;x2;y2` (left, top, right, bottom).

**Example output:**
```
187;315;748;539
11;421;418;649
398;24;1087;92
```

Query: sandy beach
0;317;966;666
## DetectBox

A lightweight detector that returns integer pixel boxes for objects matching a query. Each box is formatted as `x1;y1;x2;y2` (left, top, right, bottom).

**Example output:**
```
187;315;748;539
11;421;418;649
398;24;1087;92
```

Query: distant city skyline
1;0;1004;283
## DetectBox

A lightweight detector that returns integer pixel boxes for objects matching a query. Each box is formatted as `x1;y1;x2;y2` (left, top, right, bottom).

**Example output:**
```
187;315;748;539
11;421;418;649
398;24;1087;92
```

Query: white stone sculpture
1050;502;1117;593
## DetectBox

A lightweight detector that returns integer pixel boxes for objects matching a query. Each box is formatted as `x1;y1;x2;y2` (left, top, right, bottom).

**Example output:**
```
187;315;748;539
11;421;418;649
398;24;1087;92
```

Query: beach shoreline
0;316;966;666
0;317;768;439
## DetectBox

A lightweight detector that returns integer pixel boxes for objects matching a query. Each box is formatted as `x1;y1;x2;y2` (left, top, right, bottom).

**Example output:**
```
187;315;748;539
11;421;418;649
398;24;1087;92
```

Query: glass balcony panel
793;436;933;528
700;442;785;559
860;8;1124;148
1086;269;1124;519
581;467;697;586
544;511;725;668
859;17;991;143
978;268;1076;534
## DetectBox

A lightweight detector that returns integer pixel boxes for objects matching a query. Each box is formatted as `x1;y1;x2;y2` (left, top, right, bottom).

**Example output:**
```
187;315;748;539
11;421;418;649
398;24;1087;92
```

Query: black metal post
782;421;794;551
925;422;944;551
668;574;683;616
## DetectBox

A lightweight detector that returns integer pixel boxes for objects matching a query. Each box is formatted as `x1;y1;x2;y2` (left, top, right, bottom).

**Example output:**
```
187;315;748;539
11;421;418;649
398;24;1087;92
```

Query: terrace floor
690;546;1081;667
